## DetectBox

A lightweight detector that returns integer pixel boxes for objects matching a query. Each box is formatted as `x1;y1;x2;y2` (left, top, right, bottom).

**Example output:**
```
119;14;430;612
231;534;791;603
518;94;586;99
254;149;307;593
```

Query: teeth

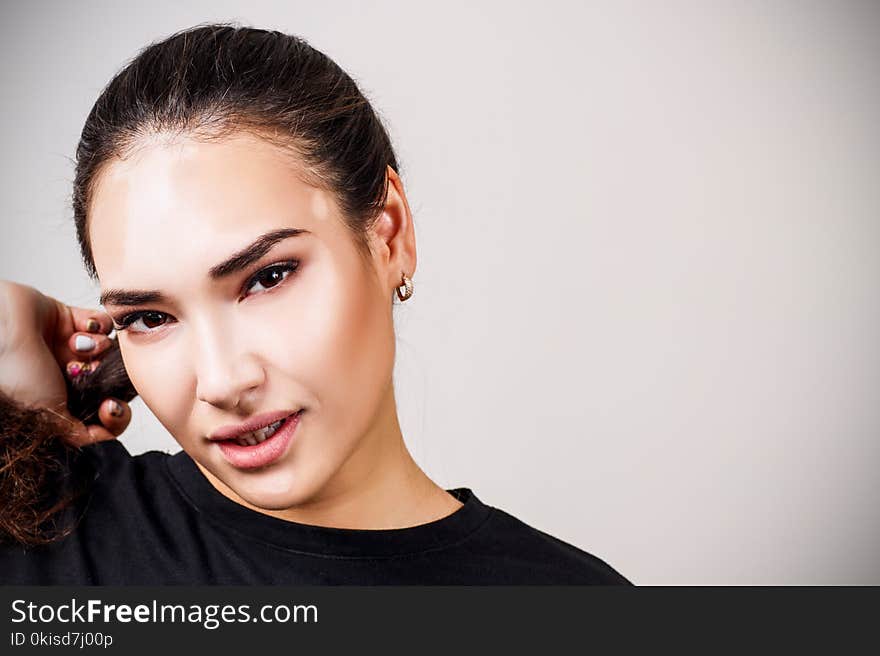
232;417;287;447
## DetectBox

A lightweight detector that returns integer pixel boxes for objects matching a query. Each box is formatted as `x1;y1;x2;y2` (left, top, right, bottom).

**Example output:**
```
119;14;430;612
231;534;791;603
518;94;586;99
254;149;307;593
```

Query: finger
96;397;131;438
50;407;109;449
73;400;128;446
86;423;118;444
67;306;114;335
65;357;102;379
64;332;112;362
58;416;97;448
50;304;116;368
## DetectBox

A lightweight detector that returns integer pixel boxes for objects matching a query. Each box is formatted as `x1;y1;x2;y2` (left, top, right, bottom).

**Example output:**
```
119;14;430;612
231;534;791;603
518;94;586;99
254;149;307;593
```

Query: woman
0;23;630;585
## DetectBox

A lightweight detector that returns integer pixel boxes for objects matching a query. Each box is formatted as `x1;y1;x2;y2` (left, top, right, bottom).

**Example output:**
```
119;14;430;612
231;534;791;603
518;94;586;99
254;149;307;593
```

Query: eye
243;261;298;296
113;310;169;334
113;261;300;335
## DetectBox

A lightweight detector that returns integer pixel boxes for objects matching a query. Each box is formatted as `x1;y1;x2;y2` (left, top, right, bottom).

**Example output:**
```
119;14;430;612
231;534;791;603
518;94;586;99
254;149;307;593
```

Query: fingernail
86;318;101;333
109;400;124;417
74;335;96;352
67;362;83;377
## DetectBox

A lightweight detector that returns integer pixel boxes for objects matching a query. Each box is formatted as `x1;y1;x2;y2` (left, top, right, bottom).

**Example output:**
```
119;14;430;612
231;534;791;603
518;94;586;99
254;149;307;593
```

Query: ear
368;165;417;296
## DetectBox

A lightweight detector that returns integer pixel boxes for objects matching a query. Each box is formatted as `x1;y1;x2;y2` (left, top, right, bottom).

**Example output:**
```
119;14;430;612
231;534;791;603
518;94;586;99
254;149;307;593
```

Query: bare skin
83;131;462;529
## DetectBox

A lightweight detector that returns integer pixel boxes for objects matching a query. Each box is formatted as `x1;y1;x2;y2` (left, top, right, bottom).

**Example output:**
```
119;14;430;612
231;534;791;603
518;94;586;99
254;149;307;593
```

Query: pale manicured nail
74;335;96;352
109;400;124;417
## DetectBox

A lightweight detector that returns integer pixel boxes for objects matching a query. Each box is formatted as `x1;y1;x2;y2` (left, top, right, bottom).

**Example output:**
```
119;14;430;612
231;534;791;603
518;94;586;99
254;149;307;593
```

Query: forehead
88;132;339;284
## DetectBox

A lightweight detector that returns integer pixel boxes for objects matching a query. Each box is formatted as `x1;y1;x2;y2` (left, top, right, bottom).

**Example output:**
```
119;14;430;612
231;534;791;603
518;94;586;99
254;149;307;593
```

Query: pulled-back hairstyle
1;22;401;546
74;21;399;278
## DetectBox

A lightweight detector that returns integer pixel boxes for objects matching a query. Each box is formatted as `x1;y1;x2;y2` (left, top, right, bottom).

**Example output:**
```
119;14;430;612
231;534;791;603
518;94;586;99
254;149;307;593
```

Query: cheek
275;258;394;429
120;347;191;437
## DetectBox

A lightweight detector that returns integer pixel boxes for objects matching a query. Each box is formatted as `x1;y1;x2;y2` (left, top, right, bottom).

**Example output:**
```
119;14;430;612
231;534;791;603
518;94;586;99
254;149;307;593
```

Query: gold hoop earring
396;272;414;301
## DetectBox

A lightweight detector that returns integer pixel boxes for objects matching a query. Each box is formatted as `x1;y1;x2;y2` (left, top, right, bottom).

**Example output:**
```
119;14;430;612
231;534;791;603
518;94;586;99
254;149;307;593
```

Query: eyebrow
99;227;310;307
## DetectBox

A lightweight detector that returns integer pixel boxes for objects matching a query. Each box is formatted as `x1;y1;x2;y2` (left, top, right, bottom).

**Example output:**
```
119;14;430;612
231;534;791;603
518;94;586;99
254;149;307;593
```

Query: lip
215;409;304;470
209;409;301;441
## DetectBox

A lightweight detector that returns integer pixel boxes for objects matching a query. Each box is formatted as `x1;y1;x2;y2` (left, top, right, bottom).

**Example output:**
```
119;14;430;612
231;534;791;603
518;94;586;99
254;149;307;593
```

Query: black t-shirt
0;440;631;585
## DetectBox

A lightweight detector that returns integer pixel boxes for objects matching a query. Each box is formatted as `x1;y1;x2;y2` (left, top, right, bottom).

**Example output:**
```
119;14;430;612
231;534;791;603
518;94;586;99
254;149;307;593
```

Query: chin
225;465;320;511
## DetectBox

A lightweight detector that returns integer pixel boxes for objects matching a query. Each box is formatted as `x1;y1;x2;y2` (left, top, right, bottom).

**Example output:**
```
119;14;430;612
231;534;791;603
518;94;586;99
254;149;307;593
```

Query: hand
0;280;132;446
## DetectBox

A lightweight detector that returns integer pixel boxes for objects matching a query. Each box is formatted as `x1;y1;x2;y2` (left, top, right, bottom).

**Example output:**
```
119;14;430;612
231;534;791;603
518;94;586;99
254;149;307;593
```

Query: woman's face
87;131;412;510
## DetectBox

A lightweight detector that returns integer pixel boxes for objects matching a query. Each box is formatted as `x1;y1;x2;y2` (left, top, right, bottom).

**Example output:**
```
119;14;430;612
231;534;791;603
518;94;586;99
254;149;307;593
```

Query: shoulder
76;439;176;500
80;438;170;473
473;503;632;585
70;440;193;546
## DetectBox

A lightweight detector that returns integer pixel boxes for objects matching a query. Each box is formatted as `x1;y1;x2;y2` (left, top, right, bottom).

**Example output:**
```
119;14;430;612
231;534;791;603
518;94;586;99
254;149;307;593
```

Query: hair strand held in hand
0;336;135;546
0;390;95;547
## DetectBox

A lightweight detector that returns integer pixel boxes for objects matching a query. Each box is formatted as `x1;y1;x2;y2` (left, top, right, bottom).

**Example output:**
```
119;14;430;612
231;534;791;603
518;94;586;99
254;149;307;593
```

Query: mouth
219;414;293;447
214;409;304;470
209;408;303;443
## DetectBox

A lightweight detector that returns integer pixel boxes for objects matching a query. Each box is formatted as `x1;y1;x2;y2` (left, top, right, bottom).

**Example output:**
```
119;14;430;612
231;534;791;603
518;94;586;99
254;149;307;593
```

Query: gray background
1;0;878;585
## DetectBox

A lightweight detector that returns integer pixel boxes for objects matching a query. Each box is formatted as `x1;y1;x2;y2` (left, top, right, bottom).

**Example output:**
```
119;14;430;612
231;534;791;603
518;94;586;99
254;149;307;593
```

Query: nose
193;318;265;411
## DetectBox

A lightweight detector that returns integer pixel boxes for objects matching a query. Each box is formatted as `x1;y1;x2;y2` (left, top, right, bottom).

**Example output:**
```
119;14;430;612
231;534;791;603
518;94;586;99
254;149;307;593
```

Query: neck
196;386;462;529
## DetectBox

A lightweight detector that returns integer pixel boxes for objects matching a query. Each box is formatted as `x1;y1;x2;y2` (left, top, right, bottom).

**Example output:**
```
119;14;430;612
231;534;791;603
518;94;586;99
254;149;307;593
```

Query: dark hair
0;387;88;546
2;22;401;546
74;21;400;279
0;336;139;546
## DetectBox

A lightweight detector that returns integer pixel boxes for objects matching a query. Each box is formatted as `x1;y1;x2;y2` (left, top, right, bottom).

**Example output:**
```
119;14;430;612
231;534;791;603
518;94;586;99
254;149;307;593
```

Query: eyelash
112;260;300;334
